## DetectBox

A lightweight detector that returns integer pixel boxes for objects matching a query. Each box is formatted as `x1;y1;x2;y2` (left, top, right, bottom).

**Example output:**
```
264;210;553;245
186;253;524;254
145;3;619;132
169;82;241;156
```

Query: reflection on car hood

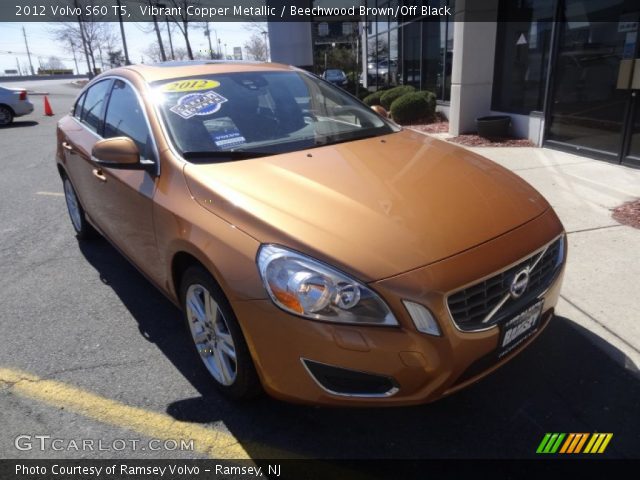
184;129;549;281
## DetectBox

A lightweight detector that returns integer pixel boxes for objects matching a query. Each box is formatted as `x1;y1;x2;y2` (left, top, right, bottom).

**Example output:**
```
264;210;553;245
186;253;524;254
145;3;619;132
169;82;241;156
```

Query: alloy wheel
185;283;237;386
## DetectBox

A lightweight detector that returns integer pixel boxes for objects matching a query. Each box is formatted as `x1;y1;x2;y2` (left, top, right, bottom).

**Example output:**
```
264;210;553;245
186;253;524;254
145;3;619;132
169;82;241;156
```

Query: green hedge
415;90;436;112
362;90;385;106
390;91;436;124
380;85;416;110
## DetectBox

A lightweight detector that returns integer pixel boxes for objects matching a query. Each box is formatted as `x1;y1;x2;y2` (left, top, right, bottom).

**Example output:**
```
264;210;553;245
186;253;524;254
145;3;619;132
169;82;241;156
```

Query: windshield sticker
161;79;220;92
211;130;246;149
170;91;228;119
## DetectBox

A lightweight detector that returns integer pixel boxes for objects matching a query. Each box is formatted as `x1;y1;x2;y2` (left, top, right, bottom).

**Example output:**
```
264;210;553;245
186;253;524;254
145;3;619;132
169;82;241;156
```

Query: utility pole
116;0;131;65
204;23;214;59
21;26;35;75
150;1;166;61
165;16;175;59
16;57;22;76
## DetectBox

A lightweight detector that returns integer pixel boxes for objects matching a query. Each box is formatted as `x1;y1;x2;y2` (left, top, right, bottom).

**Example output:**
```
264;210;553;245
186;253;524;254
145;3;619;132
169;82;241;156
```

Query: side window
104;80;153;160
80;80;111;133
73;92;86;118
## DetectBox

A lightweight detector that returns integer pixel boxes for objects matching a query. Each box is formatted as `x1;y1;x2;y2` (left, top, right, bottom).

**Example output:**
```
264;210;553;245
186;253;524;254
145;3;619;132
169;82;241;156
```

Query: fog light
403;301;441;336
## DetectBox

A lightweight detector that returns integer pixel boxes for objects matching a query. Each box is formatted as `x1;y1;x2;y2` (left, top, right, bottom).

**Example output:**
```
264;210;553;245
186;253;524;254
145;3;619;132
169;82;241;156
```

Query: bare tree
44;56;66;70
244;33;268;61
49;19;115;73
166;0;198;60
144;44;192;63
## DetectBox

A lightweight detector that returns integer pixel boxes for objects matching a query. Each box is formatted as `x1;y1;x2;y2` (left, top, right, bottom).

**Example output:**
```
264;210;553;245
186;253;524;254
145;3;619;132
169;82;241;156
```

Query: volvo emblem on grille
510;269;530;298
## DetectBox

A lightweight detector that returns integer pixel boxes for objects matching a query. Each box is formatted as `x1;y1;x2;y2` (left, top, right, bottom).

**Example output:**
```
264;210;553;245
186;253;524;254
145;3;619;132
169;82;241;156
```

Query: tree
166;0;198;60
108;49;125;67
244;34;268;61
49;13;116;74
144;44;192;63
45;56;65;70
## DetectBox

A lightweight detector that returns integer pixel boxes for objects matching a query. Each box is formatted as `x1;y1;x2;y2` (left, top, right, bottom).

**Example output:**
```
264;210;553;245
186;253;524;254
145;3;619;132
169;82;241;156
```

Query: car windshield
152;70;398;162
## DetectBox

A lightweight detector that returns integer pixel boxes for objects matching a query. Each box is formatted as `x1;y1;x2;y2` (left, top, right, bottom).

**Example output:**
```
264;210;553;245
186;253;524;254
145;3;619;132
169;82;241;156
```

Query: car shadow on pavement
78;237;640;460
1;120;39;129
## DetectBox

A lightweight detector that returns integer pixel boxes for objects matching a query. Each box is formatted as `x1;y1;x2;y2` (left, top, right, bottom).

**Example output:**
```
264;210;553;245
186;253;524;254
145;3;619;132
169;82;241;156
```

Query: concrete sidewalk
459;145;640;374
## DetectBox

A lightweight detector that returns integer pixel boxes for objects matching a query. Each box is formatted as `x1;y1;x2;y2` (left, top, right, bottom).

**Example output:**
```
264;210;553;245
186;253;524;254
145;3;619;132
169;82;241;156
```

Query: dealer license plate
498;300;544;358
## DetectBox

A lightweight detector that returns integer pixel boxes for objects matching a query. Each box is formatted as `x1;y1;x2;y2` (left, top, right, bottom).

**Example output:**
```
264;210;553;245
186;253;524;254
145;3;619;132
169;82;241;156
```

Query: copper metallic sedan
56;62;566;406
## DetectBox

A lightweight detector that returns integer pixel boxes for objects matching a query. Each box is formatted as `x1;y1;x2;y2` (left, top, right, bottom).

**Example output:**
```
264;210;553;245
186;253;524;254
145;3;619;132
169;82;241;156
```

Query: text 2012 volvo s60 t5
56;61;566;406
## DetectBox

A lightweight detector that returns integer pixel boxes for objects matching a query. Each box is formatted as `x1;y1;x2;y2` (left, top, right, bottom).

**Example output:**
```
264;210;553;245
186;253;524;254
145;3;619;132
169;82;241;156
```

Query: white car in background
0;86;34;126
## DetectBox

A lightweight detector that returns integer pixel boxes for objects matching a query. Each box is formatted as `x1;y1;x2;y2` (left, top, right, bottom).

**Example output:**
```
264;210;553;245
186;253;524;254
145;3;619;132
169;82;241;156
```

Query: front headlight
257;244;398;326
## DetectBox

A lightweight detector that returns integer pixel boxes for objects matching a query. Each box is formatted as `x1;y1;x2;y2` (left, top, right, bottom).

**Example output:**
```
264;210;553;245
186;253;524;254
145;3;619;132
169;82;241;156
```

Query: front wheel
180;266;261;400
62;176;95;240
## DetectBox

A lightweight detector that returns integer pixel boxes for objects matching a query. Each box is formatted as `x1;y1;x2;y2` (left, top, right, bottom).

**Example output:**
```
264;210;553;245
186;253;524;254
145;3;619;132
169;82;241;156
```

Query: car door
62;79;112;222
92;78;163;283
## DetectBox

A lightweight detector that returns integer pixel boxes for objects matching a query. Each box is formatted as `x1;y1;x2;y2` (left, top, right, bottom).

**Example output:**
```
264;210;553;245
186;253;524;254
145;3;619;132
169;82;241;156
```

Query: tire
180;265;261;400
62;175;96;240
0;106;13;126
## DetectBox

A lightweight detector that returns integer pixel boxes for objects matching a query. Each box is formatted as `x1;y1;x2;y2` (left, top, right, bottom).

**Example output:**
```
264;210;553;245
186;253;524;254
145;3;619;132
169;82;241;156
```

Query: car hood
184;129;549;281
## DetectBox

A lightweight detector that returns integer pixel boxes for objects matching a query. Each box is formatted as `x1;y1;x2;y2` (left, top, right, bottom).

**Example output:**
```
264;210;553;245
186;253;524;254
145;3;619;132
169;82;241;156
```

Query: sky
0;21;261;74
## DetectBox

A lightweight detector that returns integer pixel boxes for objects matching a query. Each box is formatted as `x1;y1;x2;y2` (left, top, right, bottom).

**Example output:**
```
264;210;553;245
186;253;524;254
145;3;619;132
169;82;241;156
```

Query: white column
449;0;499;135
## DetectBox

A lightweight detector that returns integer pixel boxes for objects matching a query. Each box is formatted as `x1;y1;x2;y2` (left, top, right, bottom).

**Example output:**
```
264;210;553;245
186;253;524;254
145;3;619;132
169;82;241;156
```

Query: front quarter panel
151;154;266;304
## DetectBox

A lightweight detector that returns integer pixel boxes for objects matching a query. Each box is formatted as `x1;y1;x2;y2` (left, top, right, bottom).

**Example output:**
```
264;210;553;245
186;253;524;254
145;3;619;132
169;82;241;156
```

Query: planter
476;115;511;139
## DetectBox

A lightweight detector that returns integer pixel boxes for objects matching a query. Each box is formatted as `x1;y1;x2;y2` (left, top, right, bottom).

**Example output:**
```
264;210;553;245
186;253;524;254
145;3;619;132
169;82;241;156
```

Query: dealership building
269;0;640;168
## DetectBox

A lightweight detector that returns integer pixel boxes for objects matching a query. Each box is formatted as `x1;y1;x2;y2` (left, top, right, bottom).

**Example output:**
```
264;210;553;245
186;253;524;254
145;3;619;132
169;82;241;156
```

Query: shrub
356;89;371;101
390;91;436;124
363;90;385;106
415;90;437;113
380;85;416;110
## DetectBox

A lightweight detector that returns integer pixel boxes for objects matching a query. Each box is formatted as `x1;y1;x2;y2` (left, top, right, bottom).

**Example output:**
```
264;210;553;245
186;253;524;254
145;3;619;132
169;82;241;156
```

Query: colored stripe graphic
537;433;613;454
536;433;565;453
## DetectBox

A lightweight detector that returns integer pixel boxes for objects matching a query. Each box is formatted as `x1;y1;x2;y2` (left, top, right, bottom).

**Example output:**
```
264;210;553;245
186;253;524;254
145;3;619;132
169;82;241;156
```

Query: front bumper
233;209;566;406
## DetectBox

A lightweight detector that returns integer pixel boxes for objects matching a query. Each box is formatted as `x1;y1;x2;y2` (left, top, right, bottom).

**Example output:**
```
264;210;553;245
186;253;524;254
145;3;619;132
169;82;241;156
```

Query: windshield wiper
182;151;272;163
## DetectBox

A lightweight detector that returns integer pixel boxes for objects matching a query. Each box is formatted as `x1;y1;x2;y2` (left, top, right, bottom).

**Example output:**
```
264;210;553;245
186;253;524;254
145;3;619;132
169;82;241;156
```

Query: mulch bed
447;135;535;147
612;199;640;229
406;115;534;146
409;121;450;134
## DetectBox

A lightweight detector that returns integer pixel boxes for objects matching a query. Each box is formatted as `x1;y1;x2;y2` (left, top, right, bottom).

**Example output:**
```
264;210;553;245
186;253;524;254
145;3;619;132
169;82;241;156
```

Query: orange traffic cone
44;96;54;116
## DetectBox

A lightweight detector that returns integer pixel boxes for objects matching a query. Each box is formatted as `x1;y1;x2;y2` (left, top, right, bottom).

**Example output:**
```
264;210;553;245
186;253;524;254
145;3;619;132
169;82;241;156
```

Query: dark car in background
322;69;348;87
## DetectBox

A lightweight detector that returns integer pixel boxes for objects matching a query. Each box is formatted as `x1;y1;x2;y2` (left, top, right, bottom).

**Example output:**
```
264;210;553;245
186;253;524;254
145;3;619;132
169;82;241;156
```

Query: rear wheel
0;106;13;126
180;266;261;400
62;176;95;240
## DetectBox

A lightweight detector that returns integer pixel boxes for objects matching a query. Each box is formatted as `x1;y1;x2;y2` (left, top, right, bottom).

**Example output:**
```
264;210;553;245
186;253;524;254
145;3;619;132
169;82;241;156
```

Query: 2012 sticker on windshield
161;79;220;92
170;90;228;119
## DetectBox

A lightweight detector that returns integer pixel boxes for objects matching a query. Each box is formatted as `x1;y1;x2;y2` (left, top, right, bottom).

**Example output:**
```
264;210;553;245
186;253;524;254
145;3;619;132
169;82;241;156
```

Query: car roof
110;60;298;83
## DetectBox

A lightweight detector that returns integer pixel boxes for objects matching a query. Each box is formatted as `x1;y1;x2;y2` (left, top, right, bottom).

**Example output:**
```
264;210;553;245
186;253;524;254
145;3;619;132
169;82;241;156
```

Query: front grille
447;236;564;331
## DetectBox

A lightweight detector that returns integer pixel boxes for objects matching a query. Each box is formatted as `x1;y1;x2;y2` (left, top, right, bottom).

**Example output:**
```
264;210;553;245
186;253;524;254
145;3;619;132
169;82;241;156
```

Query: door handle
92;168;107;182
61;141;74;152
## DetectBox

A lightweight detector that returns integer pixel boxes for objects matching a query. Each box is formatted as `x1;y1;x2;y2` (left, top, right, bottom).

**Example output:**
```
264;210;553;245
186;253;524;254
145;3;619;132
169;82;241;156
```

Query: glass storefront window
546;0;630;156
492;0;555;114
364;0;453;99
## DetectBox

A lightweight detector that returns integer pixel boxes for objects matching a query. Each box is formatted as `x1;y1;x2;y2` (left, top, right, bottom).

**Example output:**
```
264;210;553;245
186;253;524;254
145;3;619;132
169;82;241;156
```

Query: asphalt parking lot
0;78;638;461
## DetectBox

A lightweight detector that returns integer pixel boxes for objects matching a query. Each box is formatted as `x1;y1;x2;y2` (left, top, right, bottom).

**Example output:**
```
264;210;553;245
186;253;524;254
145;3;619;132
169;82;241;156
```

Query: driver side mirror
371;105;388;118
91;137;141;169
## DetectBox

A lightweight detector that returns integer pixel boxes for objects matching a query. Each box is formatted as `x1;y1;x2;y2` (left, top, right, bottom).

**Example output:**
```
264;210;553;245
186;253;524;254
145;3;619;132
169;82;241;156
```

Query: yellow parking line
0;367;249;459
36;191;64;196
